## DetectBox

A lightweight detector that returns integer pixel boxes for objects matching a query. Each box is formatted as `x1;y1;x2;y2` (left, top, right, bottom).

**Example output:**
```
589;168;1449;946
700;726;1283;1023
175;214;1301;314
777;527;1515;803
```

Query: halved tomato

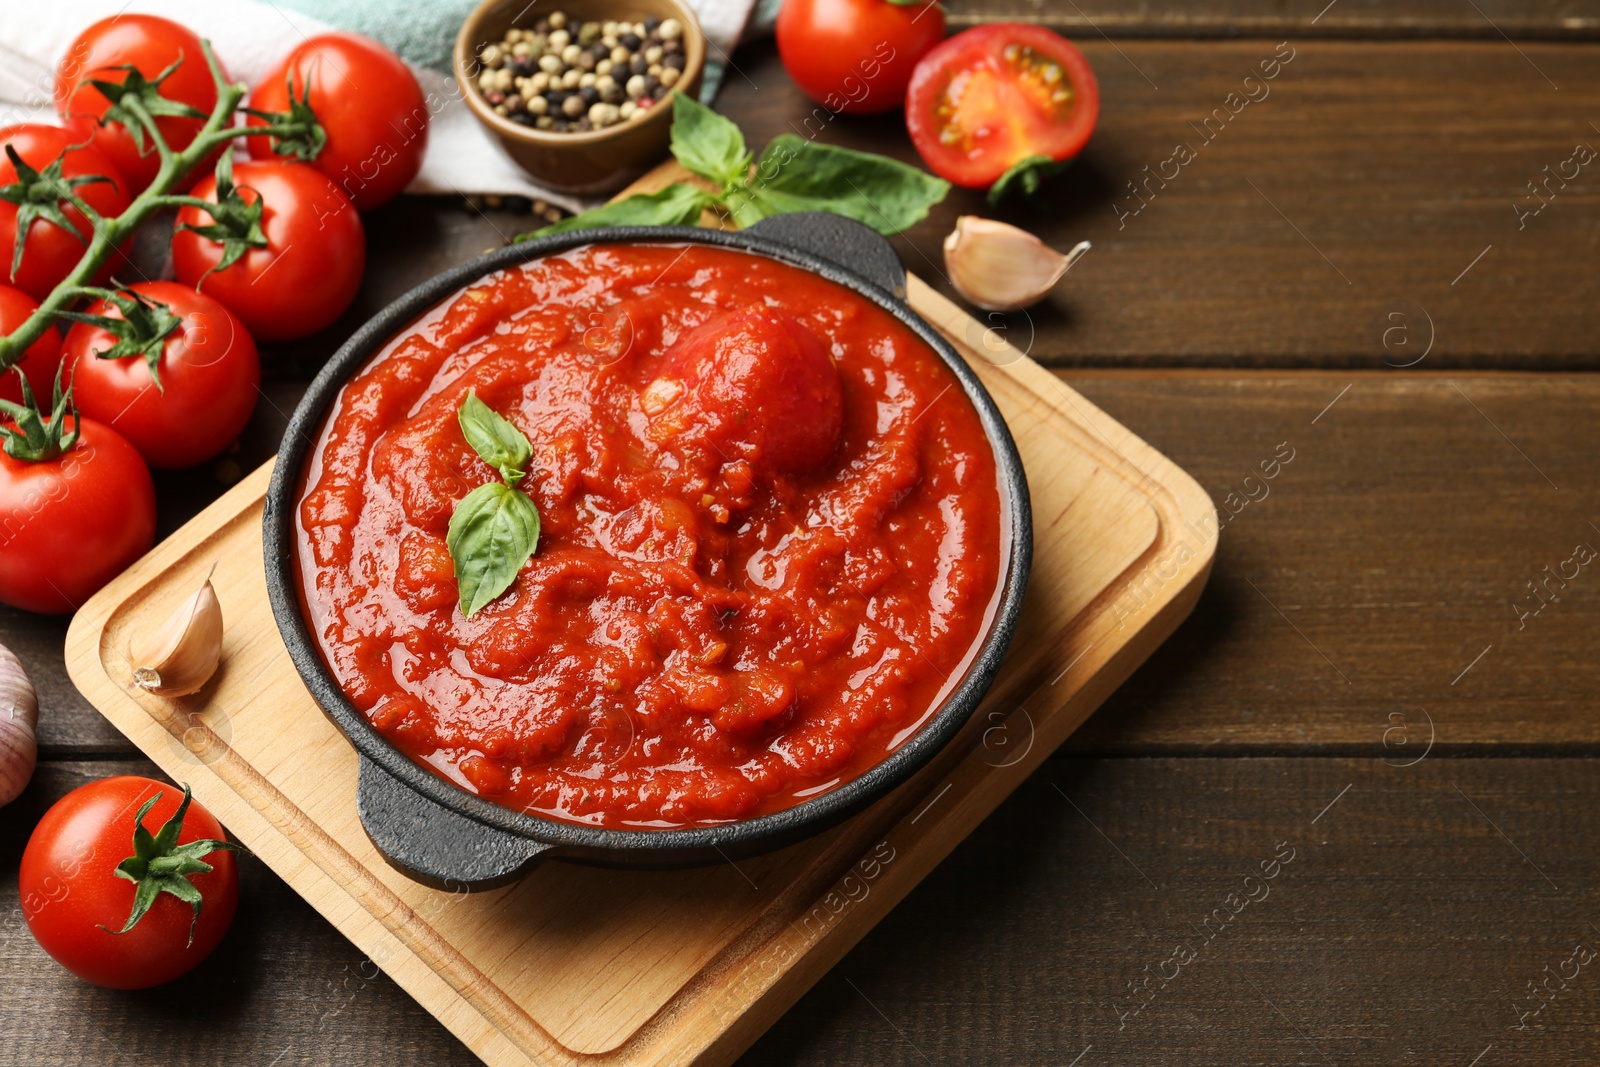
905;24;1099;192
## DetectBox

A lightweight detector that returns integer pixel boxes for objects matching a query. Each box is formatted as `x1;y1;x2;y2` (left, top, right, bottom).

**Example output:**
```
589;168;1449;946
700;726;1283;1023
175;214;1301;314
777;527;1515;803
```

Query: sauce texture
296;244;1002;828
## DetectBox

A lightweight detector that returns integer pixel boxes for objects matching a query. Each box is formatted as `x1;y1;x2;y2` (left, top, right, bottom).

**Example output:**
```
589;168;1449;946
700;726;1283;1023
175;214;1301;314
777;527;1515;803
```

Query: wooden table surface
6;6;1600;1064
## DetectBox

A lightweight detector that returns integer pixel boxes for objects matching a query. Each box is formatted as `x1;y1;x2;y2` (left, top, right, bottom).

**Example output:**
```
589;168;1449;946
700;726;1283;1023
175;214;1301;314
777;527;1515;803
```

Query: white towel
0;0;758;211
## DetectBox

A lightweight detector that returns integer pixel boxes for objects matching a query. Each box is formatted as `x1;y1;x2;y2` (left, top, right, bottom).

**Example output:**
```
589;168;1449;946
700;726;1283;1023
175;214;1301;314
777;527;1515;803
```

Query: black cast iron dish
264;213;1033;890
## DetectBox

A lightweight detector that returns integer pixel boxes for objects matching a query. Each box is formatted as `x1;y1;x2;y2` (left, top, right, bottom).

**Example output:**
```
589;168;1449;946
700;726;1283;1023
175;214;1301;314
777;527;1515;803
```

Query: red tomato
906;24;1100;189
245;32;429;212
0;125;132;301
63;282;259;470
171;160;366;342
0;416;155;613
20;777;239;989
648;310;842;475
776;0;945;115
0;285;62;406
54;14;224;194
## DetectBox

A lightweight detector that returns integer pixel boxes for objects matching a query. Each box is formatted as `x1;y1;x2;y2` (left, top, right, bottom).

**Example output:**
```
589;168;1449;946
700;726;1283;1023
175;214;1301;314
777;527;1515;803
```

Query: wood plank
1065;372;1600;752
714;40;1600;367
749;757;1600;1065
10;757;1600;1065
942;0;1600;39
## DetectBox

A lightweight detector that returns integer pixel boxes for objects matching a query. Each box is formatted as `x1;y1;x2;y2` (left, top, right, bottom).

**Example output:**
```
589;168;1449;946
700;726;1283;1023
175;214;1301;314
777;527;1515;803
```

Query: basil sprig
529;93;950;238
447;391;541;617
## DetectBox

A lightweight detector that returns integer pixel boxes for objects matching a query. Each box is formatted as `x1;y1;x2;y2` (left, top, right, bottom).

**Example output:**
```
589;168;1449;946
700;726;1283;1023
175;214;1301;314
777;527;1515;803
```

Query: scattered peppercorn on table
7;7;1600;1065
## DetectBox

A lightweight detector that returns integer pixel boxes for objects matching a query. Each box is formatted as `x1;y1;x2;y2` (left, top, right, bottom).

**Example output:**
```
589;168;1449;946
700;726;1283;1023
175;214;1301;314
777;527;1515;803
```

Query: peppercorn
475;10;684;132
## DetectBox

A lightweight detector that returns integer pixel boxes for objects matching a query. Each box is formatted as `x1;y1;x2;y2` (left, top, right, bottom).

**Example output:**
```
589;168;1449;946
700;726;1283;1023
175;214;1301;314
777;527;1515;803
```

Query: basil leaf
669;91;750;189
527;183;717;237
447;481;541;617
735;135;950;235
458;389;532;483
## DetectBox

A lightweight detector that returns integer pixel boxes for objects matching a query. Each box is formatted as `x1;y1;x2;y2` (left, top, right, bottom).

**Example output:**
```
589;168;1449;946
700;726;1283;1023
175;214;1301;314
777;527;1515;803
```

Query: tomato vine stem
0;40;301;373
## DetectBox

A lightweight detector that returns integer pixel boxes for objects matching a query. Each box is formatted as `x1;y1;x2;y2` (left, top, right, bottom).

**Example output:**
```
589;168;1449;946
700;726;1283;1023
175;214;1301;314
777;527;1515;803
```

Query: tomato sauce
295;243;1003;828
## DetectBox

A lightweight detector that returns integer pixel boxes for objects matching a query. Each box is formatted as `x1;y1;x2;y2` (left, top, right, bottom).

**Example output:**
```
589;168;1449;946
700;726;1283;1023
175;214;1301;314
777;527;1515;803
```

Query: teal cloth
270;0;780;99
271;0;478;72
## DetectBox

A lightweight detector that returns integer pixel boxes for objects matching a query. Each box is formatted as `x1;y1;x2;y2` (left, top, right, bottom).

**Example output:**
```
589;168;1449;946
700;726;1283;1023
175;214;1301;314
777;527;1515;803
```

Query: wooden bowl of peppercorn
455;0;705;195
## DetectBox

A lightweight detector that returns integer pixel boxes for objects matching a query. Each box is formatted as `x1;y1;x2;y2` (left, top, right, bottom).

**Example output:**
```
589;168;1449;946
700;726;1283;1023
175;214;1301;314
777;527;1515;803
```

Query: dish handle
743;213;907;298
356;756;551;891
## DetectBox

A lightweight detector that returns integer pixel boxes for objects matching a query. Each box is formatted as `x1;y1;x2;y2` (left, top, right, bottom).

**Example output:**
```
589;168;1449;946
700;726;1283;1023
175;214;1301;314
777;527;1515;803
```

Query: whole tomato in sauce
642;310;843;476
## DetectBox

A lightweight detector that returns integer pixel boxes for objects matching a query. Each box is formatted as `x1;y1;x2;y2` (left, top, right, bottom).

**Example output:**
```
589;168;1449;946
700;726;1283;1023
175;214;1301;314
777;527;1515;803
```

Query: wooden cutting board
64;199;1214;1066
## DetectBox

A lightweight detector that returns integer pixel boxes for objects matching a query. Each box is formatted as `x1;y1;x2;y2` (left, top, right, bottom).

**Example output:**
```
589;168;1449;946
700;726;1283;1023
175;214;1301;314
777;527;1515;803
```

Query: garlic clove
0;642;38;807
130;569;224;697
943;216;1090;312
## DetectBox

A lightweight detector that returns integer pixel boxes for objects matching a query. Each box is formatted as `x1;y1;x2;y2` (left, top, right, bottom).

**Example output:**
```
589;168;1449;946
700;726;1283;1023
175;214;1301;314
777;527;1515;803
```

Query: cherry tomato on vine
0;400;155;614
245;32;429;212
0;285;61;407
20;777;241;989
63;282;260;470
54;14;225;194
171;158;365;342
776;0;945;115
906;24;1099;192
0;124;132;302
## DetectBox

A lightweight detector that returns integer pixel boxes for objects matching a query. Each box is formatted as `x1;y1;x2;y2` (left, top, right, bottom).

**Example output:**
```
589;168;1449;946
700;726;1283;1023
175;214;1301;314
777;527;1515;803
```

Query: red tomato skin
0;285;62;406
653;310;843;474
776;0;945;115
905;23;1100;188
64;282;260;469
20;776;239;990
171;160;366;342
53;15;225;194
0;125;132;301
0;417;155;614
245;32;429;212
